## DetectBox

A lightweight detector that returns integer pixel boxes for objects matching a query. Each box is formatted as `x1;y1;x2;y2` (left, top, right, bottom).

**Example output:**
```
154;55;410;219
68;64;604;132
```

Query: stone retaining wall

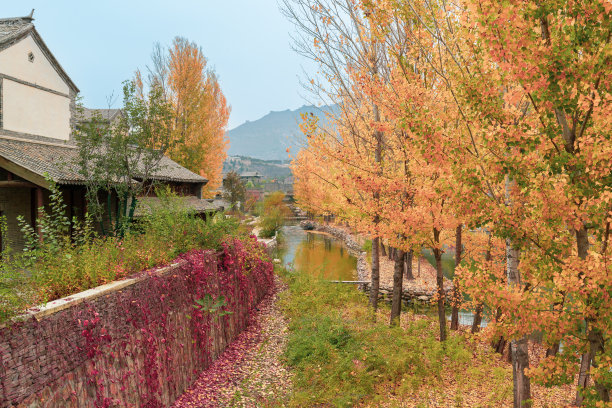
0;241;274;407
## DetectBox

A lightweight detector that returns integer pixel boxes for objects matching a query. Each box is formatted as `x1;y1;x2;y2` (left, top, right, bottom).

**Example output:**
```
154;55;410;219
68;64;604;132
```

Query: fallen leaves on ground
172;277;291;408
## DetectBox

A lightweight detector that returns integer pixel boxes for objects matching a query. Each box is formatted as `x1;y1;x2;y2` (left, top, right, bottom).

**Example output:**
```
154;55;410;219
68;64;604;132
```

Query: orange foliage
143;37;230;195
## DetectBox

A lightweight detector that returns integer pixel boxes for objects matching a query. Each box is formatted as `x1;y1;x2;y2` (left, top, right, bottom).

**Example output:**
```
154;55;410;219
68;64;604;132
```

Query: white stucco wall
0;34;69;94
2;79;71;140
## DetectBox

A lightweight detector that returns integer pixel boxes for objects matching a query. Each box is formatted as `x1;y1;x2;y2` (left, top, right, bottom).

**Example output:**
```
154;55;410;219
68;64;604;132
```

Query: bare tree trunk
451;224;462;330
390;247;405;326
507;242;531;408
369;90;383;316
380;241;387;257
433;228;447;341
405;250;414;280
369;236;380;313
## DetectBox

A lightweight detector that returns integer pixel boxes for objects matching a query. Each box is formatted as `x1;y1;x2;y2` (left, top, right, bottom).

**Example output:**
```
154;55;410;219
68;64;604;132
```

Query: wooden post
36;187;44;243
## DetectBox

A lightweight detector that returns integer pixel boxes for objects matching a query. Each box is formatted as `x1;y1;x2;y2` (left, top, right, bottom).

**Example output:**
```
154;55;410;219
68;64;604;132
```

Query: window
28;52;34;63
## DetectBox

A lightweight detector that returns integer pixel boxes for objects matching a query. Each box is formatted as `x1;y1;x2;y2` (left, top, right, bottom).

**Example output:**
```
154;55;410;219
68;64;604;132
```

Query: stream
276;224;486;327
276;225;357;281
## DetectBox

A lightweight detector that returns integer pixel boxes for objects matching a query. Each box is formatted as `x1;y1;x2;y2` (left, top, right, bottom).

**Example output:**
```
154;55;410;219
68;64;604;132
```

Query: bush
0;190;244;322
258;192;290;238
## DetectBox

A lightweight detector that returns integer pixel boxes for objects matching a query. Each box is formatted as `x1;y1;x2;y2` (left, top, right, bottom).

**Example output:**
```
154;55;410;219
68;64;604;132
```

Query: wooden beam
36;187;44;243
0;180;37;188
0;156;50;189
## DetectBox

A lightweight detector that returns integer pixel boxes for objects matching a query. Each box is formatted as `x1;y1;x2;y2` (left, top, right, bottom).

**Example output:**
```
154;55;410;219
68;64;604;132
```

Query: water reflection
278;225;357;281
447;311;489;328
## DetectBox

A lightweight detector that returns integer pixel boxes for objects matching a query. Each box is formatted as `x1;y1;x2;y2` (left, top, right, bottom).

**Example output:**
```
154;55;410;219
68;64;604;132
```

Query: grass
277;267;513;407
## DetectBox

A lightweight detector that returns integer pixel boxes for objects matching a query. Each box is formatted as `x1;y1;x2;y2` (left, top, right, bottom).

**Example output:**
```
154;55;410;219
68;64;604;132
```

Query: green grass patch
277;267;510;407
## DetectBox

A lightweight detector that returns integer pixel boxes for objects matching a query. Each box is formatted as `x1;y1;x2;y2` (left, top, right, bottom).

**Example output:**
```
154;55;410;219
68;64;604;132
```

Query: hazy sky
4;1;311;129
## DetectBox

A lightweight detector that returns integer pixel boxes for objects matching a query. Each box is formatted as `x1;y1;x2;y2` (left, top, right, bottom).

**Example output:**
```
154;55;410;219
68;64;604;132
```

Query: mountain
226;105;336;161
223;156;292;181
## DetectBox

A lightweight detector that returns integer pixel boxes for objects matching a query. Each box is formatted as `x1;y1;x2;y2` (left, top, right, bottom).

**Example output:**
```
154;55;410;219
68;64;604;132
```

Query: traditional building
239;171;262;184
0;13;208;250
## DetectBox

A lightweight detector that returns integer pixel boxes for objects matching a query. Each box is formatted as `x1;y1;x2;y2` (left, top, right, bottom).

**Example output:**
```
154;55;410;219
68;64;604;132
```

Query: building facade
0;13;208;251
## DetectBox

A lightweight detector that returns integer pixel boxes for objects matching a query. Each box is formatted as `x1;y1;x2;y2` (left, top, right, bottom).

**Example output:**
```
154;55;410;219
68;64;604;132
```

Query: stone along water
278;224;487;328
277;225;357;281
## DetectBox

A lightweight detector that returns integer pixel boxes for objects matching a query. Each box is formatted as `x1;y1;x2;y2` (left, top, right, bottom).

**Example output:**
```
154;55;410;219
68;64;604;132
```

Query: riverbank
279;268;574;407
300;220;453;302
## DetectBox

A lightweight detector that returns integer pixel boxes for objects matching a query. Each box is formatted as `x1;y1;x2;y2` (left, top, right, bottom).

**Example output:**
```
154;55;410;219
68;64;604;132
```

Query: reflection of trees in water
291;232;357;280
324;236;332;251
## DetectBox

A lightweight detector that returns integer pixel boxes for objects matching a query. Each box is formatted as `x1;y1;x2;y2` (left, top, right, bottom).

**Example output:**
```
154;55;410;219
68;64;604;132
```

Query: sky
4;1;312;129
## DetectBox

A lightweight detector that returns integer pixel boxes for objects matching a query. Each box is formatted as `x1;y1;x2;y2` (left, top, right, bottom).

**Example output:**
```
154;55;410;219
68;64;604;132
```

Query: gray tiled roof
78;109;123;123
0;15;33;45
133;196;221;217
240;171;262;178
0;135;207;185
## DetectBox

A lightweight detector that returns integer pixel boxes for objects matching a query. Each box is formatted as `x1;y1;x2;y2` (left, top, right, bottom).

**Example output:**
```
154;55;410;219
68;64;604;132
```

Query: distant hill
223;156;292;181
226;105;336;161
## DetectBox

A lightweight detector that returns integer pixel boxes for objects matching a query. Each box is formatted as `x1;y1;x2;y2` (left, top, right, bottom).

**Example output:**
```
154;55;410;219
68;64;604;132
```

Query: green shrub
258;192;290;238
278;267;509;407
0;190;243;321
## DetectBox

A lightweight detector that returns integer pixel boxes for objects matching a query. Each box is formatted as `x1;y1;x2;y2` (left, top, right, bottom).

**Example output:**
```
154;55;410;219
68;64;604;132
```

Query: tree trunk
471;304;483;334
369;237;381;314
380;242;387;257
433;228;447;342
369;94;382;317
405;250;414;280
451;224;462;330
587;328;610;402
472;236;489;334
495;337;507;354
512;337;531;408
575;225;609;404
507;242;531;408
390;247;405;326
575;226;590;406
491;308;505;352
546;342;560;358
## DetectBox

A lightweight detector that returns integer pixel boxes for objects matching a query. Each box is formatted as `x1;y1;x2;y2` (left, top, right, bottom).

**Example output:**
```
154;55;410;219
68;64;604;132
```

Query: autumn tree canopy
137;37;230;195
289;0;611;405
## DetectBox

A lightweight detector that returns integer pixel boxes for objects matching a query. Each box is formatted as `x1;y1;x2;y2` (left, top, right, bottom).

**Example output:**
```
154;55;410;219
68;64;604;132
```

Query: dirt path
172;277;291;408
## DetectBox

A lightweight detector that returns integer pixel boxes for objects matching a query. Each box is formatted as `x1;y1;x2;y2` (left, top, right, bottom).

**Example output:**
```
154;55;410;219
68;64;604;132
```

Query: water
278;224;487;327
447;311;489;328
277;225;357;281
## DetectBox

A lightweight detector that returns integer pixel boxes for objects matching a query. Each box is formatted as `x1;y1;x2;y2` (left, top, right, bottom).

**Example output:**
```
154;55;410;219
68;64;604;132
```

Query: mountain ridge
226;104;336;160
